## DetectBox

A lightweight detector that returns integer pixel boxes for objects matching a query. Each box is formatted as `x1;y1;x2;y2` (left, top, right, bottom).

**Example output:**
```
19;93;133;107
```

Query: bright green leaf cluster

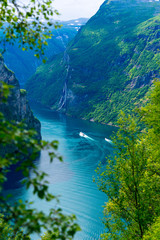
143;216;160;240
96;81;160;239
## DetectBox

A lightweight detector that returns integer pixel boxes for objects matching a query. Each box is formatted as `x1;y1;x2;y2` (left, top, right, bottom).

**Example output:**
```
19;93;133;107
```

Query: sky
53;0;105;20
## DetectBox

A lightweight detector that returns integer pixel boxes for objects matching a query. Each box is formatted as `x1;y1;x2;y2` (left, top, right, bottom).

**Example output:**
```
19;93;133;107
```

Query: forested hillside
2;18;87;86
26;0;160;125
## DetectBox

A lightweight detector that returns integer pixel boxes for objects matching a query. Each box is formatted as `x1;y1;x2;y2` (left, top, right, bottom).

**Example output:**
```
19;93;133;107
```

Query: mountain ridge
2;18;88;86
26;0;160;124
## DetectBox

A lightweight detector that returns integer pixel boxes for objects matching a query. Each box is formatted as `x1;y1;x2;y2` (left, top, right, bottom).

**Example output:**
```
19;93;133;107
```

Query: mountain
0;56;41;140
26;0;160;125
2;18;88;87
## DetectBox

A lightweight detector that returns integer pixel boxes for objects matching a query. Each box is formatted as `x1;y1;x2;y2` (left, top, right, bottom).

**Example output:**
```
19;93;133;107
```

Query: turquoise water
7;105;116;239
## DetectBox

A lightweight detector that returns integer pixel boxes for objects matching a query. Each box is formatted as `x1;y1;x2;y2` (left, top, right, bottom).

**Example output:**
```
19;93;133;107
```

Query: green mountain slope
2;18;88;86
26;0;160;125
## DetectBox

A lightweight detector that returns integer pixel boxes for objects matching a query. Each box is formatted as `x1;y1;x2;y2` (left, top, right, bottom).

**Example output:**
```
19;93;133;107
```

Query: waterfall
58;51;70;111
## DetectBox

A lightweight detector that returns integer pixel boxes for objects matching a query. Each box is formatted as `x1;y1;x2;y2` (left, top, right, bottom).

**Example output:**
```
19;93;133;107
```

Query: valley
0;0;160;239
26;0;160;125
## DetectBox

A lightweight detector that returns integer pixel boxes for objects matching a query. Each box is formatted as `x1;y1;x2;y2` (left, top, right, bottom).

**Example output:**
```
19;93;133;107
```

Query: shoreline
29;100;119;128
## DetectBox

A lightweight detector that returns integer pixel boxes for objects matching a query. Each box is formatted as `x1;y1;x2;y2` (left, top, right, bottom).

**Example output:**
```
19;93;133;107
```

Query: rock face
0;56;41;140
26;0;160;124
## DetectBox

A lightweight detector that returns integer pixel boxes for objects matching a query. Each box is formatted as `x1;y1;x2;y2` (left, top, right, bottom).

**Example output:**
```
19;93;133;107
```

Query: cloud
53;0;104;20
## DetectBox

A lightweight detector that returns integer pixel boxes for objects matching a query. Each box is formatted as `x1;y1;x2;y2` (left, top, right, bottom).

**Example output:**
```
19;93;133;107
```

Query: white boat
105;138;112;144
79;132;88;138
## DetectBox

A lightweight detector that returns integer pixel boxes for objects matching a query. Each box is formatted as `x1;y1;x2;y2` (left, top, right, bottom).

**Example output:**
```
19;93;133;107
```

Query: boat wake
79;132;94;141
105;138;113;144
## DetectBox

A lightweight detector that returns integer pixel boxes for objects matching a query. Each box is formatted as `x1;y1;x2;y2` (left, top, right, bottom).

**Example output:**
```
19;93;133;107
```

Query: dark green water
8;105;116;239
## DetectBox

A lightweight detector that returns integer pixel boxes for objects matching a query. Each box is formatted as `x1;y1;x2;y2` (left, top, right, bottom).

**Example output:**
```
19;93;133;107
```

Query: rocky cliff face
0;56;41;140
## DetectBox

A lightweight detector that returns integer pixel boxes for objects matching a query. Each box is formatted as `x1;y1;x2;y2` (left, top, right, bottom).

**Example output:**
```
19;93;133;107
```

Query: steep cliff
0;56;41;139
26;0;160;124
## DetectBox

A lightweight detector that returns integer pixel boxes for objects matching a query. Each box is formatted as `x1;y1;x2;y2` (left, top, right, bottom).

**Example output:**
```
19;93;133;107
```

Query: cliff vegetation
26;0;160;125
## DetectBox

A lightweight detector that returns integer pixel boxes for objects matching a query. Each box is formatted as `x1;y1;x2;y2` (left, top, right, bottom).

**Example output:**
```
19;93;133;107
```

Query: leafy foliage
2;19;88;85
95;81;160;239
0;83;80;239
0;0;61;58
0;0;80;238
143;217;160;240
0;215;24;240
